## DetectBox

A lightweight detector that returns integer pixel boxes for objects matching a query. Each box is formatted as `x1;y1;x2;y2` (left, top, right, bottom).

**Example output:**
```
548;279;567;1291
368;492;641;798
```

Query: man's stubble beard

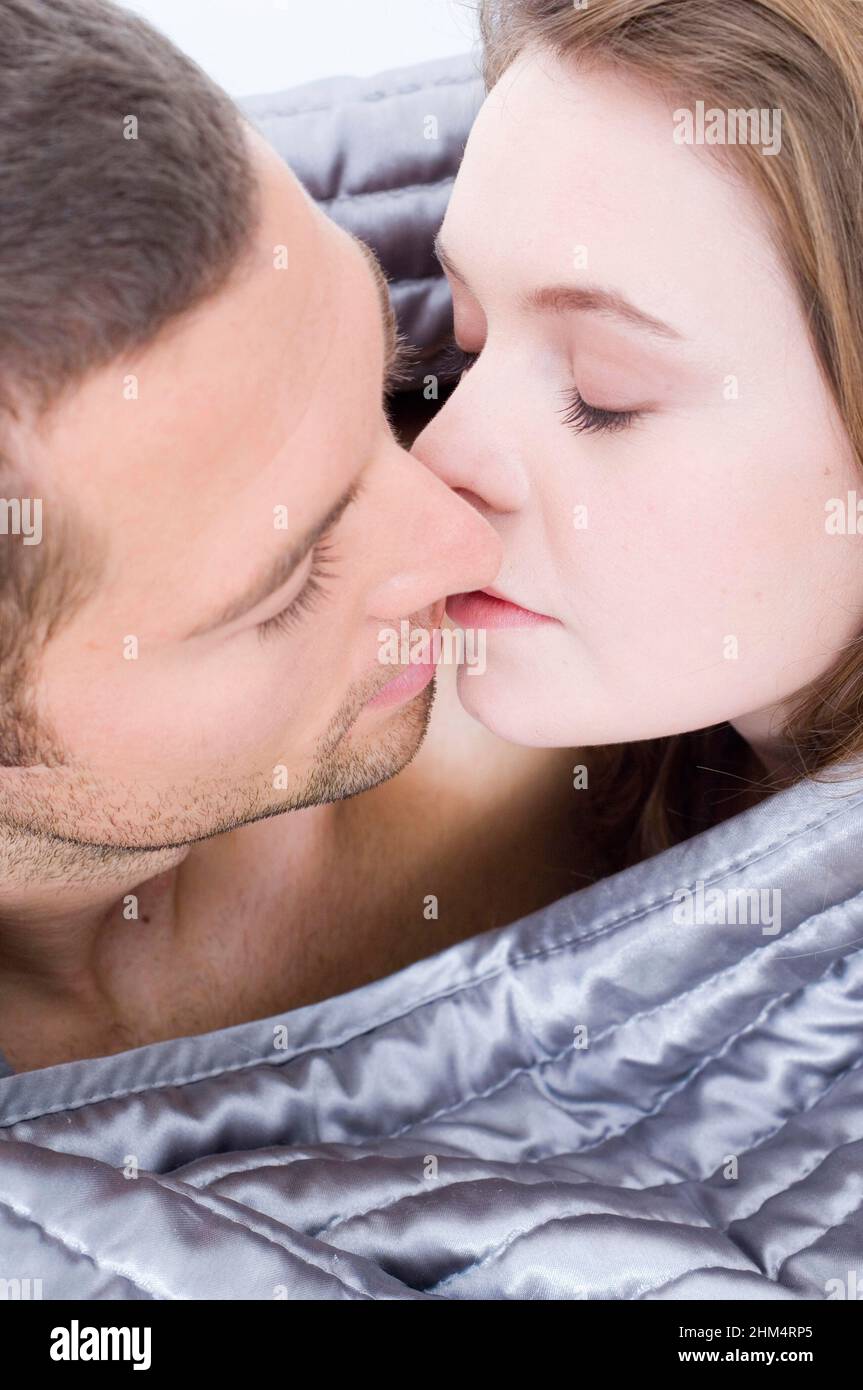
303;668;435;808
0;674;437;884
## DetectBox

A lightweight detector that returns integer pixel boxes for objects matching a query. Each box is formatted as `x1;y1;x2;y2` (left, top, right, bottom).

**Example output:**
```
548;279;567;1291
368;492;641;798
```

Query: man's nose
365;442;503;618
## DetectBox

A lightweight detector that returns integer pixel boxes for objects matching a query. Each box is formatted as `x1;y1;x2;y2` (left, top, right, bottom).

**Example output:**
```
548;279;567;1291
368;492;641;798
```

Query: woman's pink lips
447;589;555;630
366;657;437;710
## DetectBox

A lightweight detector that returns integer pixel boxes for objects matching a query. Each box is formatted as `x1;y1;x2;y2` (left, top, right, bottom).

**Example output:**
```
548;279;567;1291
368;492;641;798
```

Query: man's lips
447;588;556;630
366;657;436;710
364;605;445;711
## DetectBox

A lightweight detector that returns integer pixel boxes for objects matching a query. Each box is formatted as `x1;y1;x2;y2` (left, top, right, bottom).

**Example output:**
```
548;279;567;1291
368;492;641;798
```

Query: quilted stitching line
426;1209;748;1296
0;1174;383;1300
582;893;863;1102
300;1074;863;1241
182;1154;479;1238
0;1192;159;1299
630;1265;802;1301
169;1056;863;1253
389;273;445;287
775;1190;863;1277
700;1033;863;1204
312;1087;863;1262
317;174;455;208
174;1145;393;1184
581;1047;863;1228
427;1123;859;1299
194;1061;863;1250
564;790;863;941
310;1172;485;1240
293;939;863;1237
246;71;481;121
130;1172;381;1300
724;1131;863;1230
3;789;859;1127
567;791;863;943
624;1049;863;1236
376;919;863;1149
0;1148;383;1299
560;941;863;1160
310;1165;708;1243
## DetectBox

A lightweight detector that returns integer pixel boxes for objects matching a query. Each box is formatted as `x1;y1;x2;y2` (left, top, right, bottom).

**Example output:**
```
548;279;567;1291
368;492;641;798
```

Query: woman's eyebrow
434;234;685;342
186;481;361;639
522;283;685;341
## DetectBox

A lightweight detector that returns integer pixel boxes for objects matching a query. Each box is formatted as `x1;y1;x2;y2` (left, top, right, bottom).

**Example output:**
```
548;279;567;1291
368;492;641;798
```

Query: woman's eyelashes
560;388;644;435
444;340;644;435
256;537;340;642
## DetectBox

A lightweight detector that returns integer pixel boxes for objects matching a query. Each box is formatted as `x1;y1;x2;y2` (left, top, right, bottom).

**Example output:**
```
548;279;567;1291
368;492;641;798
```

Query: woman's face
413;49;863;756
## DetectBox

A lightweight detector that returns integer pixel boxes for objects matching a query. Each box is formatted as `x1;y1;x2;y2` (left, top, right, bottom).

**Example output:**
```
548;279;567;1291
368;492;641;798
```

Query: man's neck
1;817;185;942
0;826;190;1064
0;803;346;1073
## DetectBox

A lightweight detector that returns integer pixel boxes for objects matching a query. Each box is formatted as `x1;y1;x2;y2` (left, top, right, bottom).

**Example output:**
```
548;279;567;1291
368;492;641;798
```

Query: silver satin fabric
1;58;862;1301
2;761;863;1299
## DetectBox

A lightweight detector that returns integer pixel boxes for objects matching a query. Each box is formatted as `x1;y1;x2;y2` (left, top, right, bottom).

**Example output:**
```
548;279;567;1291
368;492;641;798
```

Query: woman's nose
412;381;530;515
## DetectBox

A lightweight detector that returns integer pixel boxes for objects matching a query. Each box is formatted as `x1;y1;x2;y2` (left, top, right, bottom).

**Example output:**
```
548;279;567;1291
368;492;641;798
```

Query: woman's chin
453;659;678;748
454;662;571;747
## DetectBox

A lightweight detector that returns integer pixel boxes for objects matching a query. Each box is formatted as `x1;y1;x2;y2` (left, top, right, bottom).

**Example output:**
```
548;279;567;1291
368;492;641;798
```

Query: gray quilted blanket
2;756;863;1298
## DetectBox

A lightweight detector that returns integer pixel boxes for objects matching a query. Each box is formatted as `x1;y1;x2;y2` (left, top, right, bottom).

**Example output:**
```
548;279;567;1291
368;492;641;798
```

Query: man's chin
186;673;437;836
2;681;437;858
204;675;437;837
301;675;436;806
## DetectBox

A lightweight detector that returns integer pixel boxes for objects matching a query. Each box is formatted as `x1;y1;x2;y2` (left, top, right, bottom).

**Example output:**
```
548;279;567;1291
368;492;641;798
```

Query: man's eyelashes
256;537;340;642
439;342;479;380
442;340;644;435
385;331;418;394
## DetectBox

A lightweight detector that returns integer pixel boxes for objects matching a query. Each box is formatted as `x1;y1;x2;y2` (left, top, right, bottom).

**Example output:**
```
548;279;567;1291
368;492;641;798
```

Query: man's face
3;132;500;851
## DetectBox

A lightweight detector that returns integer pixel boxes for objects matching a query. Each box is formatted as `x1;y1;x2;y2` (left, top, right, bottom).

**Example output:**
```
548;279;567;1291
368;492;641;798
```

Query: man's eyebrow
354;237;402;378
187;481;360;638
434;234;685;342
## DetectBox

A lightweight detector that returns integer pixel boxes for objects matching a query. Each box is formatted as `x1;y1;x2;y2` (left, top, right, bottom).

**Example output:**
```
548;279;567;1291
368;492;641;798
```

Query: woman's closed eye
442;339;646;436
560;388;644;435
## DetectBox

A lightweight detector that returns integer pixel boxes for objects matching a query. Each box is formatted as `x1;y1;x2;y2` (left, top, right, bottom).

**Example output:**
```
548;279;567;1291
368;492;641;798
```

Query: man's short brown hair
0;0;259;765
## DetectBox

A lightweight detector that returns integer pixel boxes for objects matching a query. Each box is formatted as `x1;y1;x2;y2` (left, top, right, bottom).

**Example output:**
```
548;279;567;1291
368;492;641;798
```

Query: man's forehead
42;157;334;490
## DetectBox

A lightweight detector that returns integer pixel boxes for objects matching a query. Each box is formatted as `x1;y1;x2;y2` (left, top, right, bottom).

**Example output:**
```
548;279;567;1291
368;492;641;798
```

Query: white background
122;0;480;97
